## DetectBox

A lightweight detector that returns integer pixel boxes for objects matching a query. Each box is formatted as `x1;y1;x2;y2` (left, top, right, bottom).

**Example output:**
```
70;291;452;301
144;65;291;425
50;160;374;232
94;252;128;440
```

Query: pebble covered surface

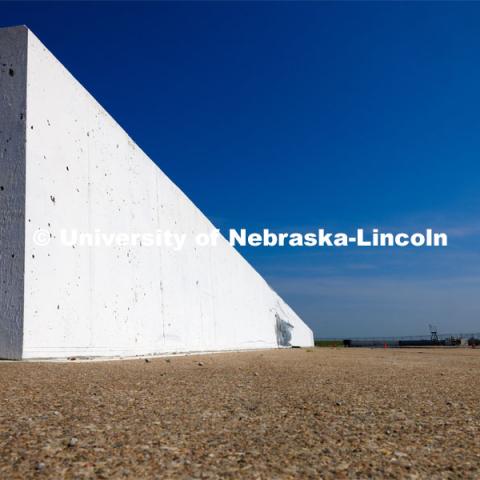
0;347;479;479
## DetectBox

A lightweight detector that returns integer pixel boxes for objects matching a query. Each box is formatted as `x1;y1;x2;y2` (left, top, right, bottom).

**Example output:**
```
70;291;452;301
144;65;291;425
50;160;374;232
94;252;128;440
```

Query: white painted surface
1;26;313;359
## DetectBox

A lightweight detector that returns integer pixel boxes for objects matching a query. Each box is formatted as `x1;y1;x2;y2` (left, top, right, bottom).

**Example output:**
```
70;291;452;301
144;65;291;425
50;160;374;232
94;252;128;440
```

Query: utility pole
429;324;439;344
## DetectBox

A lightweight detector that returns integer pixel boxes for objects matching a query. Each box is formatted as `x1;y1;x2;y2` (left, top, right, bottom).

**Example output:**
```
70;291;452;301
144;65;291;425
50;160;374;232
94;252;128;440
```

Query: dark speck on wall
8;68;14;77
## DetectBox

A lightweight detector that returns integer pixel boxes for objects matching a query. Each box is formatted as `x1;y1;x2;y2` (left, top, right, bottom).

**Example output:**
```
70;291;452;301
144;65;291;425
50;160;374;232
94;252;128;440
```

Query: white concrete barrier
0;26;313;359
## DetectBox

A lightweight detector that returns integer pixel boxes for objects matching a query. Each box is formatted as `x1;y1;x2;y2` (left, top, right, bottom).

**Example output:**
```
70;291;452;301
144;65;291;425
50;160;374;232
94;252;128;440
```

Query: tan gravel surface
0;348;479;479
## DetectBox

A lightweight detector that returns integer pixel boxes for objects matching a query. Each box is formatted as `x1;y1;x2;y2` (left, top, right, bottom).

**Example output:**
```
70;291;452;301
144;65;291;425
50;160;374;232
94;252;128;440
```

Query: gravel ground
0;347;479;479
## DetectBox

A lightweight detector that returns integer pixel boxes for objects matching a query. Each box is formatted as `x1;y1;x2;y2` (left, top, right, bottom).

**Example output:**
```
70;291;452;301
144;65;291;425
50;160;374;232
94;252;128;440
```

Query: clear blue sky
3;2;480;338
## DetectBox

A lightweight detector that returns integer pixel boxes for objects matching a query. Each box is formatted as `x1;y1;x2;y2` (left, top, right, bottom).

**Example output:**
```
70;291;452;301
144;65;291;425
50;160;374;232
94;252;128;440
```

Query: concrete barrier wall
2;26;313;359
0;27;27;359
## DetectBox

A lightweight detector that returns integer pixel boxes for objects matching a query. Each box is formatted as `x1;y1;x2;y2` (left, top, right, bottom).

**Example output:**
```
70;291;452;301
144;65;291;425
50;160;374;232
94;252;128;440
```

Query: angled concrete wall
1;26;313;359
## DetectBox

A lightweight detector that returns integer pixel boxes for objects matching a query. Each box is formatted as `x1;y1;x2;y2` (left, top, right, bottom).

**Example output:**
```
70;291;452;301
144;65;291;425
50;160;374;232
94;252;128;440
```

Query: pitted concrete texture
0;26;27;360
0;348;479;479
0;25;313;359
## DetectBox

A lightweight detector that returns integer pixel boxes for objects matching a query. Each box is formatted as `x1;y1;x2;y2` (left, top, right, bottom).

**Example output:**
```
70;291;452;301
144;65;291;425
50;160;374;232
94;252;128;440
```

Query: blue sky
3;2;480;338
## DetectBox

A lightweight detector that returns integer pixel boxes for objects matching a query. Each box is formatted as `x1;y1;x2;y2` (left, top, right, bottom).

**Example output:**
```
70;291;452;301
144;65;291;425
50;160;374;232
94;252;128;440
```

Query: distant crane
429;324;439;343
